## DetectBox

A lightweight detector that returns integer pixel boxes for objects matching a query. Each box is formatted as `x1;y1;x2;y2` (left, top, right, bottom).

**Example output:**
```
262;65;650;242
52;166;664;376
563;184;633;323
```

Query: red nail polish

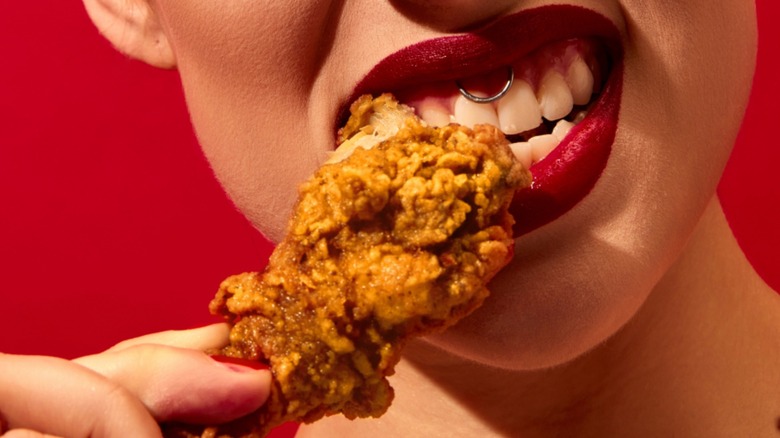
211;354;270;372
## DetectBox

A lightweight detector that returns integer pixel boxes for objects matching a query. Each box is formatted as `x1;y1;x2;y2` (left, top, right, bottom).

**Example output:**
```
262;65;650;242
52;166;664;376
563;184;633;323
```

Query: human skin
81;0;780;436
0;325;270;437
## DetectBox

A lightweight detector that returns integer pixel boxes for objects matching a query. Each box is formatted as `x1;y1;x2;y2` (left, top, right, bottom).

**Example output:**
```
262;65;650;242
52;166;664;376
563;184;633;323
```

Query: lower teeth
509;108;588;169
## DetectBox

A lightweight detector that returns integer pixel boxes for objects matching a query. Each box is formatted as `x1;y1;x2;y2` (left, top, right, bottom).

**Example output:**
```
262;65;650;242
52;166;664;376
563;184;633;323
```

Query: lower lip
510;61;623;236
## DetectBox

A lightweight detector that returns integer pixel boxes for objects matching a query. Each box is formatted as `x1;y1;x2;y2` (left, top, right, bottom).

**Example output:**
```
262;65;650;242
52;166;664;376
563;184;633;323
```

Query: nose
388;0;523;31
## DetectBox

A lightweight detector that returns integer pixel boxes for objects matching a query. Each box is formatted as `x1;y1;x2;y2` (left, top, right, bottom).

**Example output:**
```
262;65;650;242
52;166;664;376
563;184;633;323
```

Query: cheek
619;0;756;172
429;210;665;370
608;0;756;257
154;1;340;241
432;2;757;369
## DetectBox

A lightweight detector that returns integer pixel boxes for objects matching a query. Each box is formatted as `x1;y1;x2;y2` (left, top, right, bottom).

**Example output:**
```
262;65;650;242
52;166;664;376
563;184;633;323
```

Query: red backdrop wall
1;1;777;361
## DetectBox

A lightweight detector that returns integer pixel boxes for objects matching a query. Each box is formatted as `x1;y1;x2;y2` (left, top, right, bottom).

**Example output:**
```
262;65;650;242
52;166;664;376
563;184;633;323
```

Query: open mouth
394;38;609;171
339;5;623;235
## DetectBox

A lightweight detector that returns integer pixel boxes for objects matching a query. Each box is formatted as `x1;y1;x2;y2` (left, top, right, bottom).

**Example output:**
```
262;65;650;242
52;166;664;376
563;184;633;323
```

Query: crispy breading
163;94;530;437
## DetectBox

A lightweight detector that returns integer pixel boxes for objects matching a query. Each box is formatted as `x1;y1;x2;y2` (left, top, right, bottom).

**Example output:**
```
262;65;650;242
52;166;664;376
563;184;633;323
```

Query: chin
425;291;643;371
423;204;665;371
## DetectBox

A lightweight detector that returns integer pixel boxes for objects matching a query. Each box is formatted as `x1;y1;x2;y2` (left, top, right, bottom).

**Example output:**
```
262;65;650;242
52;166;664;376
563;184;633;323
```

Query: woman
2;0;777;436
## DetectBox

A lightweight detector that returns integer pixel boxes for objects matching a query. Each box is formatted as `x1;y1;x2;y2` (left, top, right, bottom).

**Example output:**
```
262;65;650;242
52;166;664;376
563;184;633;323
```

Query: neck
297;198;780;437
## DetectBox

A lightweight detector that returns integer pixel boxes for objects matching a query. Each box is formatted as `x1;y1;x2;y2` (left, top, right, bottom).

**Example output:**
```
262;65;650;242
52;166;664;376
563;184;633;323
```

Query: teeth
510;133;560;169
537;71;574;121
453;94;500;129
497;79;543;135
508;118;582;168
566;57;595;106
528;134;559;164
413;53;596;170
509;142;533;170
417;100;452;127
552;119;575;141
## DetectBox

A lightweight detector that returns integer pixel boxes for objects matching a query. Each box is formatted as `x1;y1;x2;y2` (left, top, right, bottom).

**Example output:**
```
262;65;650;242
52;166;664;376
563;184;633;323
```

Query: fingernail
211;355;270;372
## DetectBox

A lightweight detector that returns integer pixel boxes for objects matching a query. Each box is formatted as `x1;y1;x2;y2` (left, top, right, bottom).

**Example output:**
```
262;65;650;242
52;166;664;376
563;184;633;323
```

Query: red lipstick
344;5;623;235
512;62;622;234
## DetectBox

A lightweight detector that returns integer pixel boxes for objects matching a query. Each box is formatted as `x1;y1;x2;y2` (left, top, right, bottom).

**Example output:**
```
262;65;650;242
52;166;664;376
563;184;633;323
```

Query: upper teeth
567;56;595;106
538;71;574;121
453;93;500;128
418;57;596;170
497;79;541;135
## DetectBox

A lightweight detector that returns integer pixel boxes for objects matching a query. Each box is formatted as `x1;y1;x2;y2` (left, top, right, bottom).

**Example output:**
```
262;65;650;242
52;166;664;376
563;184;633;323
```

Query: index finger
106;323;231;353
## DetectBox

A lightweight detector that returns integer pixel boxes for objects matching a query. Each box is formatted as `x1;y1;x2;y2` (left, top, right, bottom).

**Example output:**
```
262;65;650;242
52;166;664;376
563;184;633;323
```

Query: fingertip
204;357;273;416
77;343;273;425
211;355;270;372
107;323;232;352
149;351;272;424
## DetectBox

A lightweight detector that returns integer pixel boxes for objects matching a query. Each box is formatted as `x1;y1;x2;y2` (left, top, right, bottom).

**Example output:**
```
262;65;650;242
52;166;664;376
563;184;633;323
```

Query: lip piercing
456;66;514;104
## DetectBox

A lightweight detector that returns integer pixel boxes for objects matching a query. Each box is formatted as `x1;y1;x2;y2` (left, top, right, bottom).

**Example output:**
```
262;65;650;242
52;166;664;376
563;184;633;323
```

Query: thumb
75;345;271;424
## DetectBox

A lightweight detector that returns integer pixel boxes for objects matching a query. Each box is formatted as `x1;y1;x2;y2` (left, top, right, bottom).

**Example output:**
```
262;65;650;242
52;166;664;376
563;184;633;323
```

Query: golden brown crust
163;95;529;437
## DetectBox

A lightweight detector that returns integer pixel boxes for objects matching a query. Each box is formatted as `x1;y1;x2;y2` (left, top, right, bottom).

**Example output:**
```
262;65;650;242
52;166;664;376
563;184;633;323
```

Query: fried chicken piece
163;94;530;438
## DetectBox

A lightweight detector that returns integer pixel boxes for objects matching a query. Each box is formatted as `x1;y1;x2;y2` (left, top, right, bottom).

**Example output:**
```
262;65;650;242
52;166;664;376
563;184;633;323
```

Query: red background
1;0;777;362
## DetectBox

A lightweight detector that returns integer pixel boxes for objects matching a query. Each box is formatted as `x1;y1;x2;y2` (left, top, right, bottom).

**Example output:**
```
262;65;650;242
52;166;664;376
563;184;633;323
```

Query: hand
0;324;271;437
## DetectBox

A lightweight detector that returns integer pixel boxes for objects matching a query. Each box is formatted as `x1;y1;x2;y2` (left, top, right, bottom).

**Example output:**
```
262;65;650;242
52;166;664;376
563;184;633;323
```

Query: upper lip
337;4;622;131
336;5;625;235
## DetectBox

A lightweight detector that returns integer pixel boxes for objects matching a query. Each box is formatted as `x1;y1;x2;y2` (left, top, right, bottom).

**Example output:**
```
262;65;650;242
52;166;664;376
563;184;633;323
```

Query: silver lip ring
456;66;514;104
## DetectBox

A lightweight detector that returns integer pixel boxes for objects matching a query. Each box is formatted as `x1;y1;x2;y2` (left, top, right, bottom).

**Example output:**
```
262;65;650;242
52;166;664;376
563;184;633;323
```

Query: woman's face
149;0;756;369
